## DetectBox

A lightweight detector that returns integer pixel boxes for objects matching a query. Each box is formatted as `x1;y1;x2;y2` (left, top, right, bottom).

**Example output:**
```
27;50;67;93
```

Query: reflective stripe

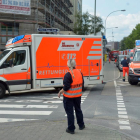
69;87;82;91
64;91;82;96
87;56;101;60
93;41;101;44
89;51;101;54
91;46;101;49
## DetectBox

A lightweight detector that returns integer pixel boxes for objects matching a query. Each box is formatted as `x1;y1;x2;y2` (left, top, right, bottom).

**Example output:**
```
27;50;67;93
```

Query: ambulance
128;40;140;85
0;34;103;98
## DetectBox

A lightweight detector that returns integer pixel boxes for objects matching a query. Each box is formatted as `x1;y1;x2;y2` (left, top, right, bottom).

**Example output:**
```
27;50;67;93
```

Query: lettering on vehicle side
39;69;69;75
39;69;82;75
57;41;83;51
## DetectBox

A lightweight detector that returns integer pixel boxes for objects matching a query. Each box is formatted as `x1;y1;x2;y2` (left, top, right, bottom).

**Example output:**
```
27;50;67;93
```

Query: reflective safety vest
63;69;83;98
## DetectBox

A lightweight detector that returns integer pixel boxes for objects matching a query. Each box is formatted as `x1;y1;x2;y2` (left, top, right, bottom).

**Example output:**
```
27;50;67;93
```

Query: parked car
116;55;129;71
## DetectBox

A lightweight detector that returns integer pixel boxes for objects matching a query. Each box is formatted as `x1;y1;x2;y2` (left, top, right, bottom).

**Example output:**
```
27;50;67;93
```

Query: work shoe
66;128;75;134
79;125;85;130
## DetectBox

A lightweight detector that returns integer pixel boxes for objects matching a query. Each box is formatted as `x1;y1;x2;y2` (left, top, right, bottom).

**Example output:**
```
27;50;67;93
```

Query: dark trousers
63;96;84;131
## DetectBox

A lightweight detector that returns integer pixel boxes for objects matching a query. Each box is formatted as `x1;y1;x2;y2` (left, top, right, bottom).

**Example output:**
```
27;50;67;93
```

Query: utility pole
94;0;96;35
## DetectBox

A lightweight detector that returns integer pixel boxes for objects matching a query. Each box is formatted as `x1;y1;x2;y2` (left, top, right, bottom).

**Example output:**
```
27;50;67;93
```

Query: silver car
116;55;129;71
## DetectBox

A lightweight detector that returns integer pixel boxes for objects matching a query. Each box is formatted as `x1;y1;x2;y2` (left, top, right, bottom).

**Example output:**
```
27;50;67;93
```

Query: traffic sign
37;28;60;33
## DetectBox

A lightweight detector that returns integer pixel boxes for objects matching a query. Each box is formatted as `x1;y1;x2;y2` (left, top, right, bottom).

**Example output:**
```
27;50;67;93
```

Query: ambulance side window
3;50;26;68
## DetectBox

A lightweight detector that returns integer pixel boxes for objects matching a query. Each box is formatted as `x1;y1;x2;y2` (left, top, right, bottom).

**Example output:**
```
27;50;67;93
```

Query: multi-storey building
0;0;77;51
70;0;82;28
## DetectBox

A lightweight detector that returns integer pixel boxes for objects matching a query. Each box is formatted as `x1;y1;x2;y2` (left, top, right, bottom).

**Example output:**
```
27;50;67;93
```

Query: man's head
67;59;76;69
67;59;76;78
124;56;127;59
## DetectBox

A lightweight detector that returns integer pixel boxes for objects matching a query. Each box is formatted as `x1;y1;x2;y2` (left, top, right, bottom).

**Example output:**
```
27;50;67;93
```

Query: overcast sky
82;0;140;42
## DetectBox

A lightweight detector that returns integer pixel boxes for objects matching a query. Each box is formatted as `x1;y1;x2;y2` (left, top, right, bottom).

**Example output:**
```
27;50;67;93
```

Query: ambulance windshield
133;51;140;62
0;50;10;61
129;52;133;57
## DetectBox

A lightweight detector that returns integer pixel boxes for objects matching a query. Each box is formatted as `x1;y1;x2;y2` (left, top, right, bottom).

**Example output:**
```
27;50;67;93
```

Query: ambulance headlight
129;68;133;73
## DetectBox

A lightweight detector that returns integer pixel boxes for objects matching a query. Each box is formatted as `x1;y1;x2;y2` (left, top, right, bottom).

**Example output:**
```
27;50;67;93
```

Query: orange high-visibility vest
63;69;83;98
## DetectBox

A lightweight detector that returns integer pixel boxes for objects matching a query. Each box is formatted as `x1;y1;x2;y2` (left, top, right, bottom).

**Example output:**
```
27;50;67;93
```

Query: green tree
73;11;104;35
120;24;140;49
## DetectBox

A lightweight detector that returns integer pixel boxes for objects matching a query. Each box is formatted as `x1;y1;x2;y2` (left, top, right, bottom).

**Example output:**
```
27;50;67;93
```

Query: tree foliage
73;11;104;35
120;24;140;50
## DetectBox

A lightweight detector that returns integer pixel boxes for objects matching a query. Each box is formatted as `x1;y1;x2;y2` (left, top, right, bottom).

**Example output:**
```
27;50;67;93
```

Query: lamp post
105;10;125;36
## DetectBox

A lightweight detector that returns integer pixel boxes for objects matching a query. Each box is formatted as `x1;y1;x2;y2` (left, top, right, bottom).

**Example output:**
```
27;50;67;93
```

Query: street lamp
105;9;126;36
106;27;118;30
107;36;114;39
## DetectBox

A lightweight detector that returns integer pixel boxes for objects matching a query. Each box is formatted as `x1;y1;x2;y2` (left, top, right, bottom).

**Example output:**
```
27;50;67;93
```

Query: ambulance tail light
12;35;25;43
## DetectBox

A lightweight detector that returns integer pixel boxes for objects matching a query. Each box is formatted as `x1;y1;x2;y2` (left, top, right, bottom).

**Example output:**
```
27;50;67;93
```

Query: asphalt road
0;61;140;139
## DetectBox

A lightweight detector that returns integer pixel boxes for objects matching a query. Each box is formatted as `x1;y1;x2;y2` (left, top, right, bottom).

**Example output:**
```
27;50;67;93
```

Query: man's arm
58;72;72;98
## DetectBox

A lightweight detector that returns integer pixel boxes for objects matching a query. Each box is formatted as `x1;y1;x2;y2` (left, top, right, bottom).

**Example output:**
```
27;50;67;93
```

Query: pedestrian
114;57;117;64
58;59;85;134
121;56;129;82
109;54;111;63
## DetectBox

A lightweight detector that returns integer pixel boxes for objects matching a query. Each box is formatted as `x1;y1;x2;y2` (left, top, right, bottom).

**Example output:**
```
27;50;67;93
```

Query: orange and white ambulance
0;34;103;98
128;40;140;85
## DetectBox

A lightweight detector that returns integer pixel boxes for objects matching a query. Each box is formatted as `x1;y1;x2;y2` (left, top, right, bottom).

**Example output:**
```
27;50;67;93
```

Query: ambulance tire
128;78;138;85
0;83;6;99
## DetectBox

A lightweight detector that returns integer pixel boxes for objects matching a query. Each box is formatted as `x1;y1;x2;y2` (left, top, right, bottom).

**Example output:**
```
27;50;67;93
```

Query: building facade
70;0;82;28
0;0;81;51
106;41;120;50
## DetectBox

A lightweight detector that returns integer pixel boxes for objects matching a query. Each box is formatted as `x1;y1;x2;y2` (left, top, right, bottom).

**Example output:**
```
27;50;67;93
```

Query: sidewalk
0;119;135;140
103;61;120;82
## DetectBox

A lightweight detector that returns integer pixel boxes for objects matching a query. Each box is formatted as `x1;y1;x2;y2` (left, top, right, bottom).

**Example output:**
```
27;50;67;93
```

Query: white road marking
0;111;52;115
16;100;42;103
0;118;38;123
116;96;123;98
43;101;62;103
117;101;124;103
117;98;123;100
119;126;131;130
116;93;122;95
115;80;131;130
118;111;127;115
117;103;125;105
118;115;128;119
117;105;125;107
118;120;130;125
0;104;58;108
118;108;126;110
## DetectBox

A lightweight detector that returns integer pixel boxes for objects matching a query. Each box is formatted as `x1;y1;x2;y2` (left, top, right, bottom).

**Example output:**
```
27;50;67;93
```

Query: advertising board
0;0;31;15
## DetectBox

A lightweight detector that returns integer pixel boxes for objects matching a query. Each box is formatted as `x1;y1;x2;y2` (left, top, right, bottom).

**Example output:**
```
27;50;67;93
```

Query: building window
77;1;81;12
0;22;19;44
2;37;6;43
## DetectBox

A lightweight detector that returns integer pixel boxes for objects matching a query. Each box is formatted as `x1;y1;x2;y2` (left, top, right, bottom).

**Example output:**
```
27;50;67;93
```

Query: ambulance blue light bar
12;35;25;43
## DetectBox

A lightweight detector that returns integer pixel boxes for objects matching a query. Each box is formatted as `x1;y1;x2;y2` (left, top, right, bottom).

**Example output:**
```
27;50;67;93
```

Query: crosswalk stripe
43;101;62;103
0;110;52;115
0;104;58;108
0;118;38;123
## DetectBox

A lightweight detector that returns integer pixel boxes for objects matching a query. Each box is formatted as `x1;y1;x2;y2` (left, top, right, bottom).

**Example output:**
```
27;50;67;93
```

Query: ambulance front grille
134;69;140;74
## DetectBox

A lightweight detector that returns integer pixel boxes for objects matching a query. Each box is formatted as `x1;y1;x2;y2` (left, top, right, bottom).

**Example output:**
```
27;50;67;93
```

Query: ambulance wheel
0;83;6;99
128;78;138;85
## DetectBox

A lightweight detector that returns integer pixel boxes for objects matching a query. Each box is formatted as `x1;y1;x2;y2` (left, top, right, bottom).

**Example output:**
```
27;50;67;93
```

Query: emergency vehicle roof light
12;35;25;43
136;40;140;46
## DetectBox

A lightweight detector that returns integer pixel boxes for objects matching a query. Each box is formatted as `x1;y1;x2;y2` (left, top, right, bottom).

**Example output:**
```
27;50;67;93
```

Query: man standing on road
58;59;85;134
121;56;129;82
